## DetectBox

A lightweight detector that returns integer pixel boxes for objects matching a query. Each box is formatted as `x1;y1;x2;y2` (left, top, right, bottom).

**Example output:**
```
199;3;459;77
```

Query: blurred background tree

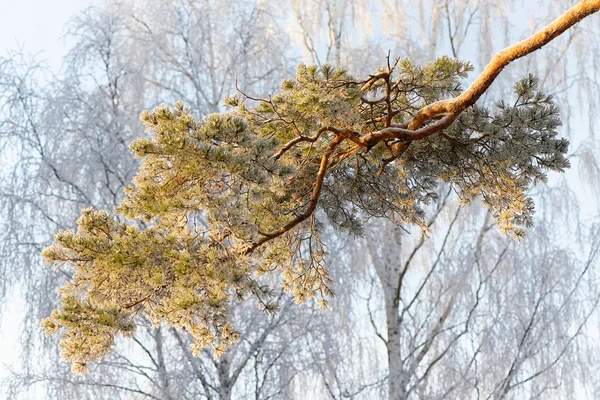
1;1;600;399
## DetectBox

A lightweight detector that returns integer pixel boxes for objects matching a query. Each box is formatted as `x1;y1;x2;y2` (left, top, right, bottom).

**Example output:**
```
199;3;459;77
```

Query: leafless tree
0;2;314;399
2;1;600;399
284;1;600;398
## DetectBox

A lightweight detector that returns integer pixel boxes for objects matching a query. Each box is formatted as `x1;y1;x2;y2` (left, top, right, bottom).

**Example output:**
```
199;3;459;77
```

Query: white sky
0;0;95;71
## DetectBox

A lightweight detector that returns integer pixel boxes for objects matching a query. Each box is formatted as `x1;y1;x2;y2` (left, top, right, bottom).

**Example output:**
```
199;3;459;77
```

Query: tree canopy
40;0;599;375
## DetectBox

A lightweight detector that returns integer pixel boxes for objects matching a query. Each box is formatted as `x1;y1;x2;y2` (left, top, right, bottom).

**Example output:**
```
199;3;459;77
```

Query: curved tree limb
347;0;600;151
247;0;599;255
405;0;600;132
244;136;343;254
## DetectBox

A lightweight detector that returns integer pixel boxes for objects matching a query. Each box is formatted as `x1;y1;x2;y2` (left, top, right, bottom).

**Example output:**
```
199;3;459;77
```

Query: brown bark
355;0;600;149
401;0;600;136
247;0;600;256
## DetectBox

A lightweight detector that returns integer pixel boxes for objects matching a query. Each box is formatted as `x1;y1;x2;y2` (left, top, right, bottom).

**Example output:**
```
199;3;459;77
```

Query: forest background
1;0;600;399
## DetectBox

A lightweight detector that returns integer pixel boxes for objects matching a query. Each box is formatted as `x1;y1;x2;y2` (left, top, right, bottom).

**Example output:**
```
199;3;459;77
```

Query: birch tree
41;0;600;378
290;1;600;398
1;2;312;399
356;197;600;399
289;1;600;398
3;0;600;399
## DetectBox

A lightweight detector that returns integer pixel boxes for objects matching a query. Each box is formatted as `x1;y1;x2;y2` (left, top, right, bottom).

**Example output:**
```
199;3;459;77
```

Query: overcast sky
0;0;94;70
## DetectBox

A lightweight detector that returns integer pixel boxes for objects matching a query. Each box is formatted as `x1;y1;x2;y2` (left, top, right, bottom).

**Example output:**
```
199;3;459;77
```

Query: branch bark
359;0;600;149
245;0;600;255
245;136;343;254
407;0;600;131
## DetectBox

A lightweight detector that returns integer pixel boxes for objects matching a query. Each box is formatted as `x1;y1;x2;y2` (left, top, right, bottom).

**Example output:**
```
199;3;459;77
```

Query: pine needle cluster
42;58;568;373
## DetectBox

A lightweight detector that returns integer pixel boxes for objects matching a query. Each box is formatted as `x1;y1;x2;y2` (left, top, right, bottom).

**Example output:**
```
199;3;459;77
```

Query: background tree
288;1;600;399
39;0;598;384
2;1;600;399
1;2;318;399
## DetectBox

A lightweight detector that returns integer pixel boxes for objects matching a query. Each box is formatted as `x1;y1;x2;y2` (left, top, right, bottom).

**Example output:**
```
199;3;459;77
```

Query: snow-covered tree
3;1;600;399
40;0;599;377
0;2;313;399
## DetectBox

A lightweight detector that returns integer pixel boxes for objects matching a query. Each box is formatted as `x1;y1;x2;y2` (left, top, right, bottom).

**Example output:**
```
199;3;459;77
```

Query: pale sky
0;0;95;71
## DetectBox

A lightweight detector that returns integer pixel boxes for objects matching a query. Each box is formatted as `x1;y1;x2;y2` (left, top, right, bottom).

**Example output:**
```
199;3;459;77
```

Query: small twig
245;136;343;254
